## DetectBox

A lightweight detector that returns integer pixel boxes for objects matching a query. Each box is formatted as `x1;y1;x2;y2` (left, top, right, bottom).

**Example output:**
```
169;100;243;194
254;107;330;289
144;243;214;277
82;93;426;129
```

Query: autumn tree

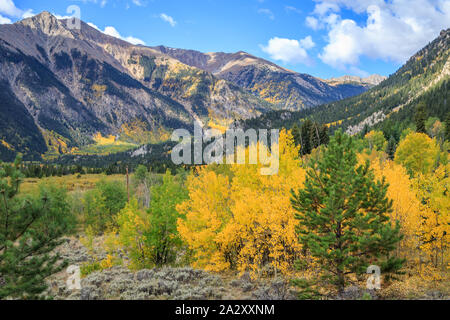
132;165;162;208
291;131;404;294
0;156;76;299
371;160;422;266
364;130;387;152
413;164;450;278
177;130;306;277
394;132;440;176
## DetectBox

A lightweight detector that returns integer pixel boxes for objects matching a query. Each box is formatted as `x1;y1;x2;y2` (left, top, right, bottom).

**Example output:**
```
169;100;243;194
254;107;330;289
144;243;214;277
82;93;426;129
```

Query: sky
0;0;449;79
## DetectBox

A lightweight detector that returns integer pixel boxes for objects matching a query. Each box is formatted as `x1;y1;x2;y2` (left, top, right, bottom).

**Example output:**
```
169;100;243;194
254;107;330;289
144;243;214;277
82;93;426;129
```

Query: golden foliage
1;139;14;150
395;132;440;175
371;160;422;263
371;155;449;280
93;132;117;145
413;164;450;280
177;130;306;277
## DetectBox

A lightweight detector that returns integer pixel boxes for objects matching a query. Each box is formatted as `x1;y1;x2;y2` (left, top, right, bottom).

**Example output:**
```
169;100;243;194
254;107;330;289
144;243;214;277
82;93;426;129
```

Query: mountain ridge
0;11;376;160
150;45;375;110
239;28;449;137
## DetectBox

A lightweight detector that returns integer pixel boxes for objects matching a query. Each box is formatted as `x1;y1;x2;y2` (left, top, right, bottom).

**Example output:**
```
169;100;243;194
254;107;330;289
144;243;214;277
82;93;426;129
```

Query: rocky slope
325;74;387;86
151;46;374;110
0;12;272;160
0;12;193;159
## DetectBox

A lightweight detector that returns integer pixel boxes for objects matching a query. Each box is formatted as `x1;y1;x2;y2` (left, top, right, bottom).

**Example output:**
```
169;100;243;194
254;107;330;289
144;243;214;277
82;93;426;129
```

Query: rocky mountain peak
18;11;74;38
325;74;387;86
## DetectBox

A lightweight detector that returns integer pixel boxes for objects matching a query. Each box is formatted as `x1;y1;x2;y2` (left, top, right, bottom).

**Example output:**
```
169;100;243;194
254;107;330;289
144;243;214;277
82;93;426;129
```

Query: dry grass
20;174;126;194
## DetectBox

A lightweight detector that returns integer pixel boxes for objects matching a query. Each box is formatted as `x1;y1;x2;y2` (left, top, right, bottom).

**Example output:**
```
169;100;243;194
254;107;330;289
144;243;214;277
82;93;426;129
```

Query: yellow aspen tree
177;171;233;271
413;164;450;279
394;132;440;175
177;130;306;277
370;160;423;265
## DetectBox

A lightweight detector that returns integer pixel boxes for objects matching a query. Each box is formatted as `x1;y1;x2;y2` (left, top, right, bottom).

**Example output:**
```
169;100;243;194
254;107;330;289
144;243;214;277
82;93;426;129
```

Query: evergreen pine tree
291;124;302;147
445;112;450;141
291;131;404;294
310;123;321;150
386;136;397;160
319;125;330;146
414;102;427;134
300;120;313;155
0;156;76;299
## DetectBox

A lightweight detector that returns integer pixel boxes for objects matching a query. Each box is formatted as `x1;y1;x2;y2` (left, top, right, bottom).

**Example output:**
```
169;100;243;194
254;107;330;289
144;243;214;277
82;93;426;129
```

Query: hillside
0;13;275;161
151;46;374;110
324;74;386;86
242;29;449;136
0;13;193;160
0;12;376;161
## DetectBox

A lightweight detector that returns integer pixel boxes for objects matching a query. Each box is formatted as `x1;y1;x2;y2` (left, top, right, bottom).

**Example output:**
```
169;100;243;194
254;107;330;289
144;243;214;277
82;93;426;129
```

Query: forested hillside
242;29;449;140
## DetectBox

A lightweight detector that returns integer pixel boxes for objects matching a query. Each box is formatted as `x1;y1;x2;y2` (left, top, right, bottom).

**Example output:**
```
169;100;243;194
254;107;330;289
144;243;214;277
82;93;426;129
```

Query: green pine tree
291;124;301;147
386;136;397;160
310;122;321;150
319;125;330;146
300;120;313;155
414;102;427;134
291;131;404;294
0;156;76;299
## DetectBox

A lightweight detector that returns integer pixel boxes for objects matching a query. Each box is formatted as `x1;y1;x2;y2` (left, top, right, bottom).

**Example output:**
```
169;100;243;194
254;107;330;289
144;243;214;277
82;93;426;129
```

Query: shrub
83;179;127;233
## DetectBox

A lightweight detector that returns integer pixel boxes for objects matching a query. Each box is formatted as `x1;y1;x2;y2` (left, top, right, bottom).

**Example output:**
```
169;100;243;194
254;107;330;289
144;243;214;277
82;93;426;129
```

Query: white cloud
160;13;176;27
0;13;11;24
132;0;145;6
0;0;34;19
103;26;122;38
299;36;316;49
307;0;450;70
258;8;275;20
0;0;22;17
88;23;146;45
313;1;340;16
260;36;315;65
87;22;100;30
285;6;302;14
76;0;107;7
306;16;320;30
54;13;73;20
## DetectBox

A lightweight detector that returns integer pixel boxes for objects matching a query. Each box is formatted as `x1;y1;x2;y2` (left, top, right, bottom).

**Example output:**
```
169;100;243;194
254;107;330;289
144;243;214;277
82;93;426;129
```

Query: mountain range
241;28;449;138
0;12;382;161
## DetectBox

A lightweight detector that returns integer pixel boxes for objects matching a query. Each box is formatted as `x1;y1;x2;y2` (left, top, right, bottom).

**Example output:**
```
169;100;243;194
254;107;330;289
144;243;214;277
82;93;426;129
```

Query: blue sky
1;0;449;79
